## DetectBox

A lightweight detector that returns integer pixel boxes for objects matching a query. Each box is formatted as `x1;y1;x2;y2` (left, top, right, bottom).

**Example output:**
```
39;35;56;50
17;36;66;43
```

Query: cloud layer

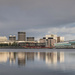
0;0;75;40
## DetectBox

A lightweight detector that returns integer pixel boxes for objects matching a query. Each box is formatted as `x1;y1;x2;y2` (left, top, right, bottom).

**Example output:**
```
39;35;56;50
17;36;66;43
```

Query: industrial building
18;32;26;41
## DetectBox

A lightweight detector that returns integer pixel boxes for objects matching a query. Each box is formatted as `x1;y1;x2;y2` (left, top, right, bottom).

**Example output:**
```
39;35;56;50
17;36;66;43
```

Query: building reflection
27;52;34;61
45;52;64;65
9;52;16;64
57;52;64;63
17;52;26;66
0;52;9;63
45;52;57;64
0;51;64;66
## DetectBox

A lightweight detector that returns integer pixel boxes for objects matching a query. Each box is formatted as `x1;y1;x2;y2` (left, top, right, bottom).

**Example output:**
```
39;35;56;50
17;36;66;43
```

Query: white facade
60;37;64;42
57;36;64;42
45;34;57;42
0;36;8;42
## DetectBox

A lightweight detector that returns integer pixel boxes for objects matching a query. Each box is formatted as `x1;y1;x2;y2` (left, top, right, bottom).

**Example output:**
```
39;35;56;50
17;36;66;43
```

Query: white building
0;36;8;42
45;34;57;42
57;36;64;43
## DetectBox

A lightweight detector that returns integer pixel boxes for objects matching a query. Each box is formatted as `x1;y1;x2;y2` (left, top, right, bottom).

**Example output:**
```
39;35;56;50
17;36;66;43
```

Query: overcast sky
0;0;75;40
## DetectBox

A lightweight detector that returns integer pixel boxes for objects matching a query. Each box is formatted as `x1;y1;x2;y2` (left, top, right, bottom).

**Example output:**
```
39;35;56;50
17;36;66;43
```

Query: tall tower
18;32;26;41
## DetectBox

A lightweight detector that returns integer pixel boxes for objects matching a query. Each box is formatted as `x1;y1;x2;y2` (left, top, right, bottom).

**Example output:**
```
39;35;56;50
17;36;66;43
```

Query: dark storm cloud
0;0;75;40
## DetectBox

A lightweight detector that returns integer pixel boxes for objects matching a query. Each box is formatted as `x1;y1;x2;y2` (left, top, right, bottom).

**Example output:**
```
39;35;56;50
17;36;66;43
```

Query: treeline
0;44;8;46
0;42;18;47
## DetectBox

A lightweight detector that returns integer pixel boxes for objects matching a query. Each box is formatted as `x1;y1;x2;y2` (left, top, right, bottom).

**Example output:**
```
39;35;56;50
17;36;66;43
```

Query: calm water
0;49;75;75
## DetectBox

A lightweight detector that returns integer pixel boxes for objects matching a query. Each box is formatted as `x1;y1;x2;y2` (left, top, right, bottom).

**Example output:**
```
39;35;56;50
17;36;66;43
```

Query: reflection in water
0;51;64;66
46;52;57;64
17;52;26;66
9;52;16;64
0;52;9;63
27;52;34;61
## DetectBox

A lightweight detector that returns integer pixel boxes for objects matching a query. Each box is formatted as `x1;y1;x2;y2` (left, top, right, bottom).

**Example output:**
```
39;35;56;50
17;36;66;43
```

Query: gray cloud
0;0;75;40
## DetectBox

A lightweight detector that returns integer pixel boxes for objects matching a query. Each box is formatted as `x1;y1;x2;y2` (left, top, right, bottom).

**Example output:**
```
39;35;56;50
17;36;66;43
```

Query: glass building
54;41;75;48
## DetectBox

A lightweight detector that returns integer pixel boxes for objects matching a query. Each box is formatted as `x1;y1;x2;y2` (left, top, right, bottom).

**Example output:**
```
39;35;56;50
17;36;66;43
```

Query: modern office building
47;38;56;47
9;35;16;41
39;39;46;43
18;32;26;41
45;34;57;42
27;37;34;41
57;36;64;43
54;40;75;48
39;35;57;47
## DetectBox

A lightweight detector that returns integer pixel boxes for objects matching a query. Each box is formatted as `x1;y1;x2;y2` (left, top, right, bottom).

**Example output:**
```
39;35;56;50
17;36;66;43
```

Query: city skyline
0;0;75;40
0;32;64;41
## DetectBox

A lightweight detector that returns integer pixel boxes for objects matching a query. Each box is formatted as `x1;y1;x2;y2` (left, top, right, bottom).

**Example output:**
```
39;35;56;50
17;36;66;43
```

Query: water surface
0;49;75;75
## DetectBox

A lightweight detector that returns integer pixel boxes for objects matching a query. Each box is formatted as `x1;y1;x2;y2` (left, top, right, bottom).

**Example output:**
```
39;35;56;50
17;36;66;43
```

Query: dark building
18;32;26;41
43;37;46;39
27;37;34;41
9;35;16;41
48;37;53;39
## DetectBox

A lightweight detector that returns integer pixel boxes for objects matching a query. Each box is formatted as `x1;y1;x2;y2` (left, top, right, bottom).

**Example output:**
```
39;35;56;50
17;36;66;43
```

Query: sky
0;0;75;40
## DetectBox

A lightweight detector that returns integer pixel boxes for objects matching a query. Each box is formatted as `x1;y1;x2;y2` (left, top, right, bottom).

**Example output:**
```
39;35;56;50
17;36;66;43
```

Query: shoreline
0;46;75;49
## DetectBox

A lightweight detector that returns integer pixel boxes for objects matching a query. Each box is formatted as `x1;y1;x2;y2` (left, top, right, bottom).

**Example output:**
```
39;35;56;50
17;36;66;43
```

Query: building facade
9;35;16;41
18;32;26;41
47;38;56;47
27;37;34;41
57;37;64;43
0;36;8;42
45;34;57;42
39;39;46;43
54;40;75;48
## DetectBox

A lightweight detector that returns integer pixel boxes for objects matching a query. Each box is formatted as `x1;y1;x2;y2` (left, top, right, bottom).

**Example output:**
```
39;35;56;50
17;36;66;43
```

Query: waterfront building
18;41;46;48
39;39;46;43
47;38;56;47
57;36;64;43
27;37;34;41
0;36;8;42
54;40;75;48
45;34;57;42
39;35;57;47
18;32;26;41
9;35;16;41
